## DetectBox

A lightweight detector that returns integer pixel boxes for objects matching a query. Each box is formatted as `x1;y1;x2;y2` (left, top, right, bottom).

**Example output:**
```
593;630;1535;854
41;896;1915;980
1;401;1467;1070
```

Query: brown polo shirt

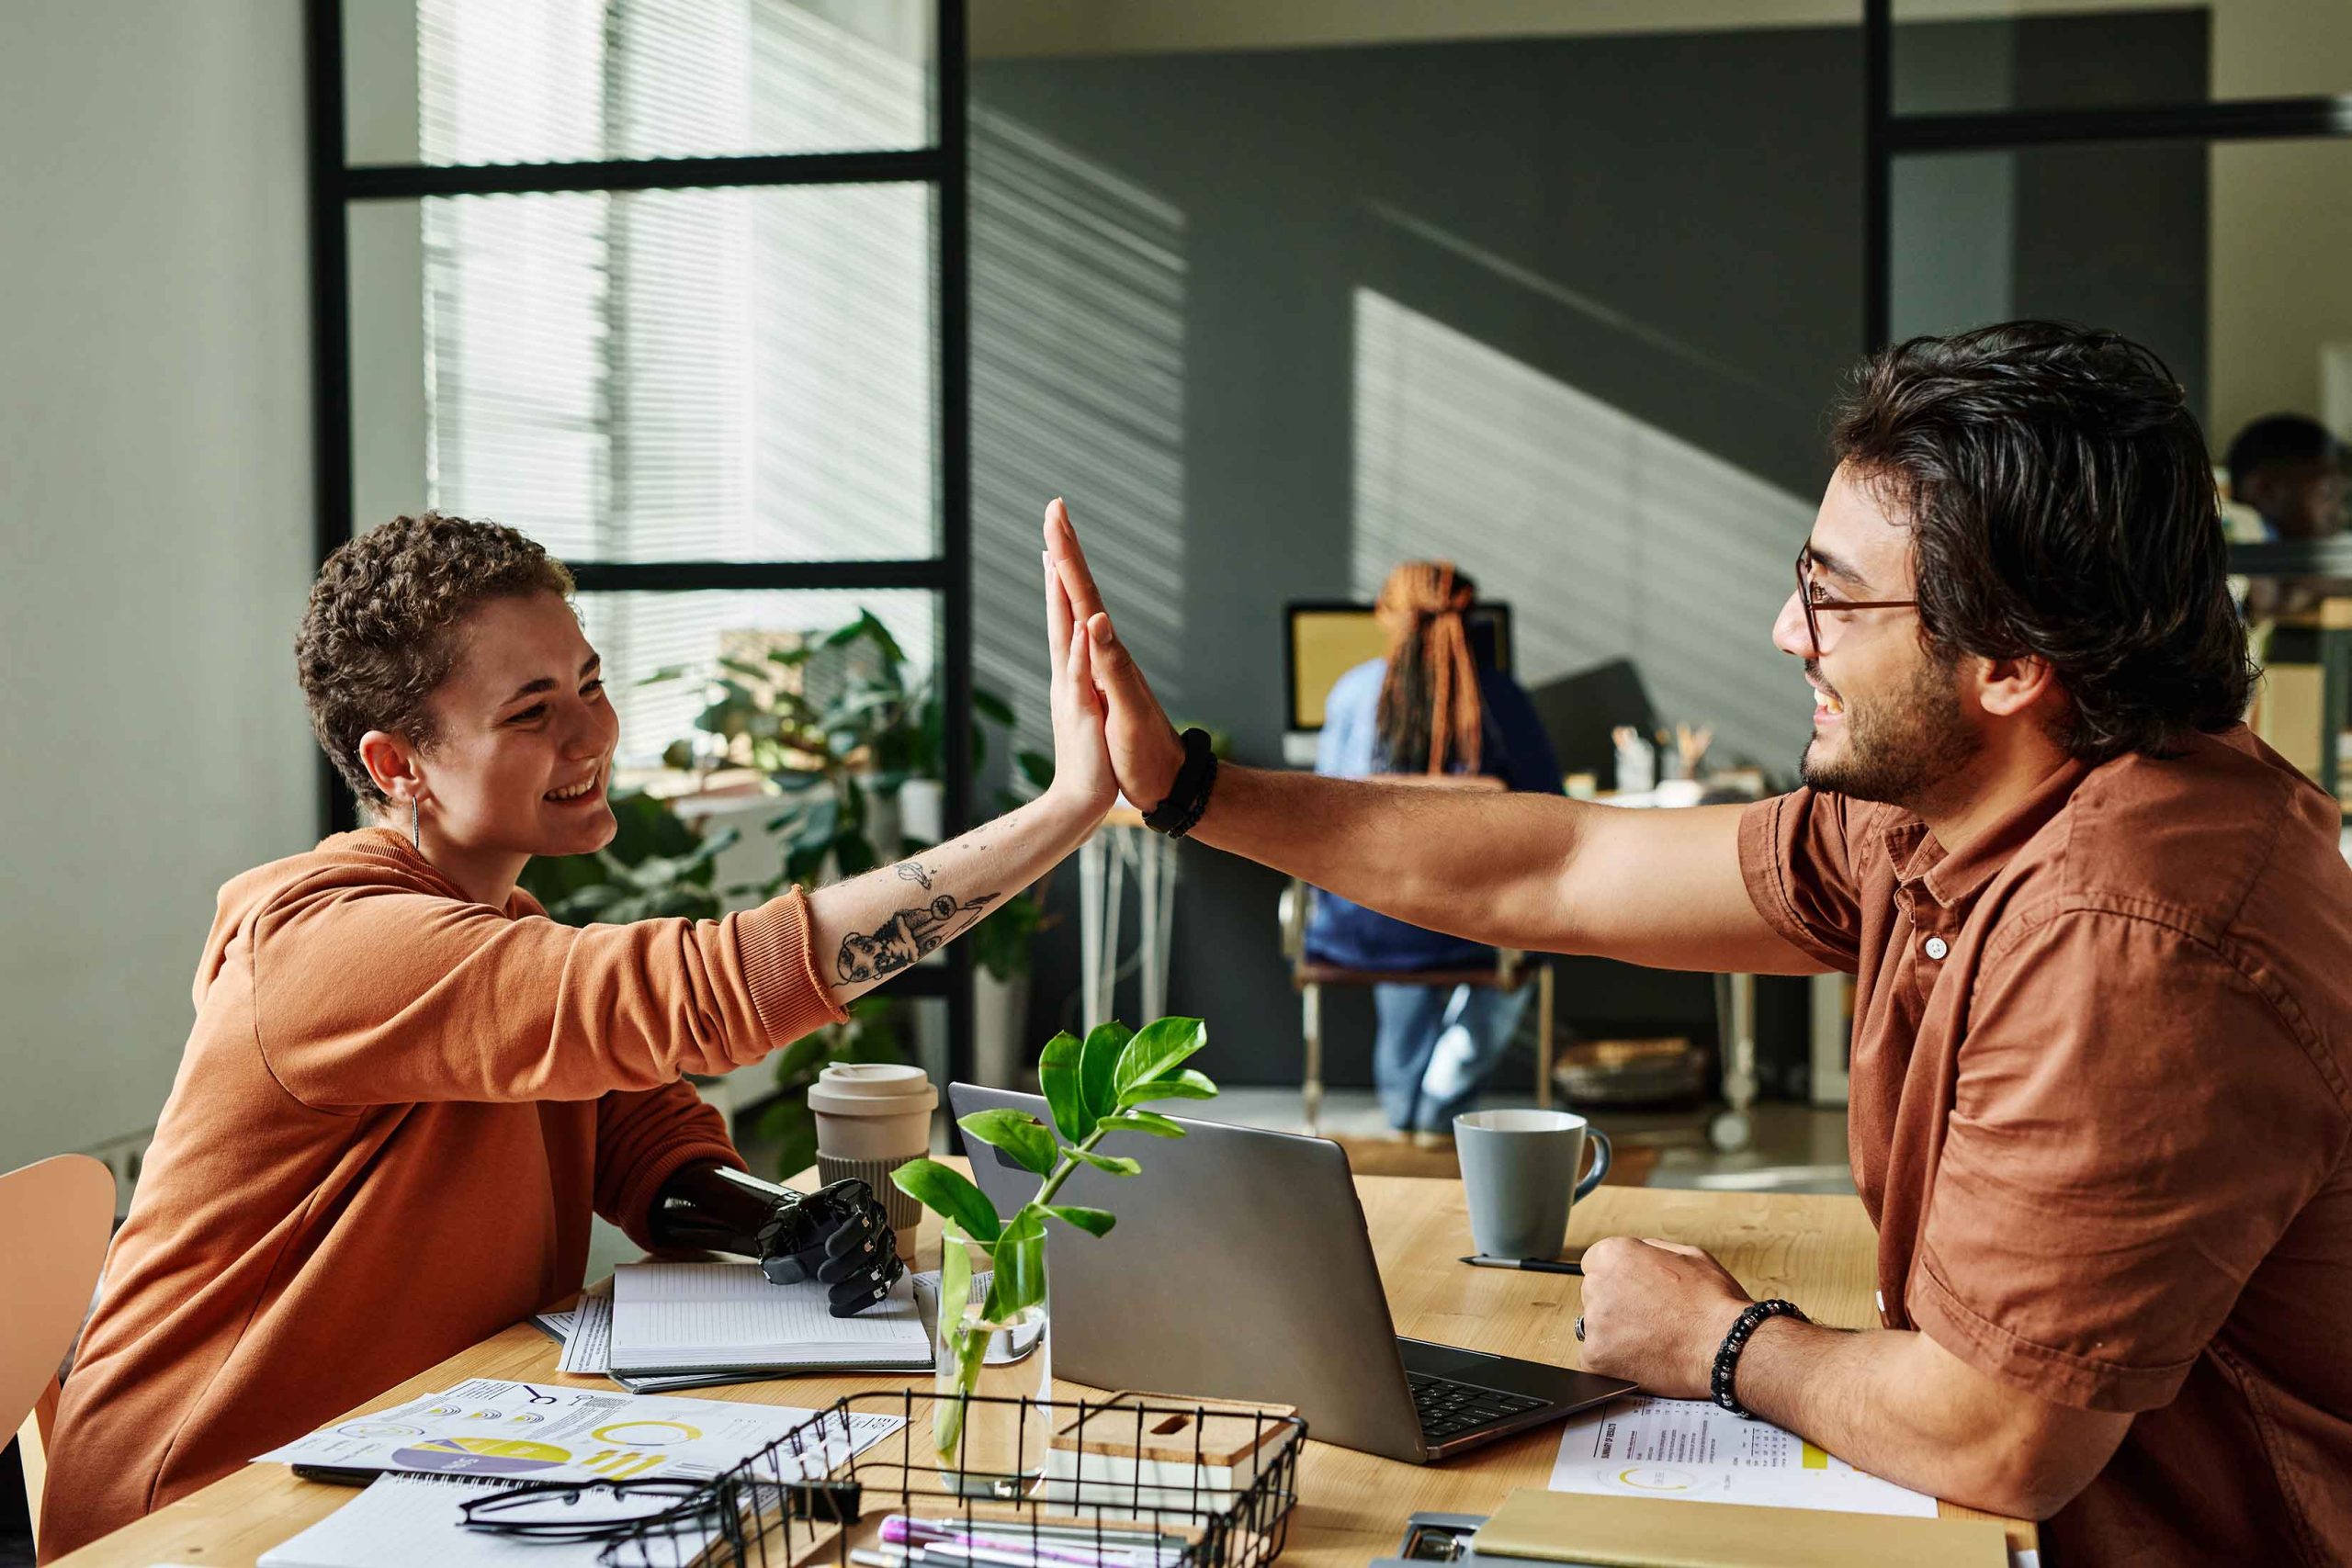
1739;726;2352;1566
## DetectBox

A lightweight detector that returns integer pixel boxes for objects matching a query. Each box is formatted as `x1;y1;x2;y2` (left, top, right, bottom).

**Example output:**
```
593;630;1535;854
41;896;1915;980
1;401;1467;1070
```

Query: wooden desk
55;1180;2032;1566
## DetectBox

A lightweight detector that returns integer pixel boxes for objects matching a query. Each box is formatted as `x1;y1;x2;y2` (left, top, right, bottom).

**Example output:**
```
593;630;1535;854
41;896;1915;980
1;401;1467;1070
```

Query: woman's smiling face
410;591;620;865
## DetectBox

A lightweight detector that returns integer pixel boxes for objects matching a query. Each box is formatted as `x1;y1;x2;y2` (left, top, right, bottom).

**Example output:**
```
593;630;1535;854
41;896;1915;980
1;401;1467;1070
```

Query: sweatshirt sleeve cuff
730;887;850;1049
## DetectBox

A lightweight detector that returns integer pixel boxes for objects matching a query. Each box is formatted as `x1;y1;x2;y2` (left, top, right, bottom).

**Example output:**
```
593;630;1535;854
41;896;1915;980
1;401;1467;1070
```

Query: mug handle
1575;1129;1613;1200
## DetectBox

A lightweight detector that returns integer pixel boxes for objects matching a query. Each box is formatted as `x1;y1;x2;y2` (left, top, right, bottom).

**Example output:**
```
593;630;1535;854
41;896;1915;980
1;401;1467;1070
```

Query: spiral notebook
257;1473;718;1568
608;1261;931;1376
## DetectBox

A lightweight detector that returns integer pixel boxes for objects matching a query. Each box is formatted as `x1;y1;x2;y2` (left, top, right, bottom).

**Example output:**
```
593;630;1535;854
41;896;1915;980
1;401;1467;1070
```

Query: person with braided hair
1304;561;1561;1140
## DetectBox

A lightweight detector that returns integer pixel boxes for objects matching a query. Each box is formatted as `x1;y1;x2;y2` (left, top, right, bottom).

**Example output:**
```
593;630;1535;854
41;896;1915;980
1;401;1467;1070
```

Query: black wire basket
591;1389;1306;1568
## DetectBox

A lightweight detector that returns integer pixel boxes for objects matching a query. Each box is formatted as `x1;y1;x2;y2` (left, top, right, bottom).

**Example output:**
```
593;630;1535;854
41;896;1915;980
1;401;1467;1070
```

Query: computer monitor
1282;600;1514;762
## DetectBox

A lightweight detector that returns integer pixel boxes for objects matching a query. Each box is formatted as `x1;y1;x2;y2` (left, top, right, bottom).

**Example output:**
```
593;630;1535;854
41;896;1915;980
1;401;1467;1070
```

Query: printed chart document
1551;1395;1939;1517
610;1261;931;1375
255;1377;901;1485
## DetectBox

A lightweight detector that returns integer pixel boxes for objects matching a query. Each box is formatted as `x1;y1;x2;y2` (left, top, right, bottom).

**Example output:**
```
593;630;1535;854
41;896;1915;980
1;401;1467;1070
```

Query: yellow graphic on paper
1616;1466;1699;1493
592;1420;702;1447
1801;1442;1830;1470
426;1438;571;1462
583;1449;668;1480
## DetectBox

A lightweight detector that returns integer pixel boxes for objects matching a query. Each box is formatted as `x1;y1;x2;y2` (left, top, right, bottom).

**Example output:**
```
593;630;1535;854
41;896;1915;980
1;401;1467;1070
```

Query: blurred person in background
1306;562;1561;1143
2226;412;2350;620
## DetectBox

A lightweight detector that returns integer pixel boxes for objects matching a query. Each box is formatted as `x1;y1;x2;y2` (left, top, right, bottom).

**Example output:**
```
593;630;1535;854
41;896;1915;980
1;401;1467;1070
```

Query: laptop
950;1085;1634;1463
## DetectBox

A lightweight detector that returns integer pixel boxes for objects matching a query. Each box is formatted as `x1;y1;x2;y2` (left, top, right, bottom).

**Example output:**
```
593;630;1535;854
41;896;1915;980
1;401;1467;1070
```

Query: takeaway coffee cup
1453;1109;1613;1261
809;1063;936;1262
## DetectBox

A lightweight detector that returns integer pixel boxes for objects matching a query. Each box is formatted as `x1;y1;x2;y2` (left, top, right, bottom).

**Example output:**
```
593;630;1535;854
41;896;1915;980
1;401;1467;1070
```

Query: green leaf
1037;1030;1091;1144
971;688;1016;727
1043;1204;1115;1238
1112;1017;1207;1100
1015;750;1056;795
981;1206;1046;1321
1078;1021;1131;1122
1067;1146;1141;1177
1117;1067;1218;1107
891;1159;1001;1242
1098;1110;1186;1139
957;1109;1057;1177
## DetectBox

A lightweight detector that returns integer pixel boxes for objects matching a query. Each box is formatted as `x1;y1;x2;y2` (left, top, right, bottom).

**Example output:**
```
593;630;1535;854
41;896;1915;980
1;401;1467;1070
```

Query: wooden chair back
3;1154;116;1550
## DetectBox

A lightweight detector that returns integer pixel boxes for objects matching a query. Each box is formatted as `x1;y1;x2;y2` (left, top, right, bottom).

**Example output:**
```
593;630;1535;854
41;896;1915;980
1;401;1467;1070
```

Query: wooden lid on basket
1049;1392;1300;1467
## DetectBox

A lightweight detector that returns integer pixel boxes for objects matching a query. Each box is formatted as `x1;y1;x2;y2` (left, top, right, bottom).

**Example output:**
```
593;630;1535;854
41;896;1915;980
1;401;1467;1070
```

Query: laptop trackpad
1401;1339;1523;1382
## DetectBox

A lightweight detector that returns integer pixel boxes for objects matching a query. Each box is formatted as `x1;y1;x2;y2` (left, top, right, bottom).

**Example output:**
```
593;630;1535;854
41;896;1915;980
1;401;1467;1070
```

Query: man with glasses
1039;321;2350;1566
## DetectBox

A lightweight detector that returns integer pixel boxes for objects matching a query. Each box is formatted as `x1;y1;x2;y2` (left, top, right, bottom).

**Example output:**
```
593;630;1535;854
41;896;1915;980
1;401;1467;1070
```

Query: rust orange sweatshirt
40;828;844;1560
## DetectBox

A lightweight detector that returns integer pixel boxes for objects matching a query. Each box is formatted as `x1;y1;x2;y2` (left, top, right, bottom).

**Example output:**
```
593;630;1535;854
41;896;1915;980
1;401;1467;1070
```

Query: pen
895;1517;1178;1549
884;1518;1182;1568
1460;1254;1582;1275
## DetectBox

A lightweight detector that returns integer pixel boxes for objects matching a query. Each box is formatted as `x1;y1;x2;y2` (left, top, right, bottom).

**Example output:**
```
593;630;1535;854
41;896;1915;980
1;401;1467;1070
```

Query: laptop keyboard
1408;1372;1552;1441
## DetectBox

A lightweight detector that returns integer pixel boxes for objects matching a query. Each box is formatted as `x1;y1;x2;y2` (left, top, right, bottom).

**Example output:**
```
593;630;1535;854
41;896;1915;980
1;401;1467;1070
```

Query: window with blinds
390;0;940;764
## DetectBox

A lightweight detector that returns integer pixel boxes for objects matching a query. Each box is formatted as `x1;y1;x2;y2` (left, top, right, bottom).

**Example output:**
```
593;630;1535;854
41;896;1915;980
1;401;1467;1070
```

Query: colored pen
1460;1254;1582;1275
897;1517;1177;1549
883;1518;1182;1568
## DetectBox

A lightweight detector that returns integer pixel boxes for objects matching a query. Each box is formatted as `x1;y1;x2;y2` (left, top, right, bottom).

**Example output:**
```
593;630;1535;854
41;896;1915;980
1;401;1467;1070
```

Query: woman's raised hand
1043;499;1188;811
1040;500;1120;817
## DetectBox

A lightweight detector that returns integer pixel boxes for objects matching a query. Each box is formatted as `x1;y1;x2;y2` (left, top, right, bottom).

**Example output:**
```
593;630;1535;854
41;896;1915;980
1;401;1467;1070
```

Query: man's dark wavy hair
1830;321;2255;763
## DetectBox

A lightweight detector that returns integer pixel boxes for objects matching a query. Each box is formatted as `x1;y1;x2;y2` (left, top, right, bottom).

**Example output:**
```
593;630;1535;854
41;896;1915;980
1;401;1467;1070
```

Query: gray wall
972;14;2209;1089
0;0;316;1168
972;28;1868;1083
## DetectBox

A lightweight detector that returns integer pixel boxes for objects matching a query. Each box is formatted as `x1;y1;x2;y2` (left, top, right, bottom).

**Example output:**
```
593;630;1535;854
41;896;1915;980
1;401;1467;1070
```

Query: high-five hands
1038;500;1121;818
1042;498;1187;812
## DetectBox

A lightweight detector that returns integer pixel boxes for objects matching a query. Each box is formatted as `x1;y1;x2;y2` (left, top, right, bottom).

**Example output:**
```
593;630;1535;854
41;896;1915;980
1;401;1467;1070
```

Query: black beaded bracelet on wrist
1710;1298;1807;1417
1144;728;1218;838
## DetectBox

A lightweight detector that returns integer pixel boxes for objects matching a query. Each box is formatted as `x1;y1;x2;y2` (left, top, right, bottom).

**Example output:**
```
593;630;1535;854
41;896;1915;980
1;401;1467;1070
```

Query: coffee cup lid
808;1062;937;1117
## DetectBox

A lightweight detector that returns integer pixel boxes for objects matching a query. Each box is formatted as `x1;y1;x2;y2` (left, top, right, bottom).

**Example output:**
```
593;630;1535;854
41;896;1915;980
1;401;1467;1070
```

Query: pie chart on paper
391;1437;571;1475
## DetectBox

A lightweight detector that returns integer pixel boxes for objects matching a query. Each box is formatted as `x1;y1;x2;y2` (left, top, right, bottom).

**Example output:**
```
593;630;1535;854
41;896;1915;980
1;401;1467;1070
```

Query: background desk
54;1177;2032;1566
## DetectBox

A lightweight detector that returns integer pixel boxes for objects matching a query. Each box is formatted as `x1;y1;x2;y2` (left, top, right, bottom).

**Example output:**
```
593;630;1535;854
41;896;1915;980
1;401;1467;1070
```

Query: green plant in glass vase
891;1016;1216;1491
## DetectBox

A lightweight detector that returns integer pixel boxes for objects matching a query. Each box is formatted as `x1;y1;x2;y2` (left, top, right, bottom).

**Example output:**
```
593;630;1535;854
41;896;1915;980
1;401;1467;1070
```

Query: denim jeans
1372;981;1533;1134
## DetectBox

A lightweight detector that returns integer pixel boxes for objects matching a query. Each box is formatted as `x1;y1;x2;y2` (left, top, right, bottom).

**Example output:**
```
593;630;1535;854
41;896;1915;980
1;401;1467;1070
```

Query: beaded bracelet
1710;1298;1807;1417
1144;728;1218;838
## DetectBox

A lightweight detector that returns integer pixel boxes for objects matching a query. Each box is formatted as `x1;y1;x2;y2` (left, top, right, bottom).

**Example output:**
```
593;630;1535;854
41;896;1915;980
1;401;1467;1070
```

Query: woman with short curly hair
40;505;1115;1557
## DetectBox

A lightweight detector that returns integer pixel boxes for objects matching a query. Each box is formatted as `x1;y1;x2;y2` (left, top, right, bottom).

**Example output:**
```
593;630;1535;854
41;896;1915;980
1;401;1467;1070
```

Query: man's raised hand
1042;498;1187;810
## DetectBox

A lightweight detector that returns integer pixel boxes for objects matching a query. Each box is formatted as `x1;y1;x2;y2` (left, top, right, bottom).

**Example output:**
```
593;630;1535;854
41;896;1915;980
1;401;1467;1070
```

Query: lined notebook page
611;1262;928;1372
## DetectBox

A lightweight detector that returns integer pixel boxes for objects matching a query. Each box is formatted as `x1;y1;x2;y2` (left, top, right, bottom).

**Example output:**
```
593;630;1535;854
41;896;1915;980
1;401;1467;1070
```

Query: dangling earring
410;795;421;852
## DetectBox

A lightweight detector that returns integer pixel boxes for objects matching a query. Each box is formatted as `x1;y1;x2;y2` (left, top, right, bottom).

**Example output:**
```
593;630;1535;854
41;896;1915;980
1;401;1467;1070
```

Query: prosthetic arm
648;1163;903;1315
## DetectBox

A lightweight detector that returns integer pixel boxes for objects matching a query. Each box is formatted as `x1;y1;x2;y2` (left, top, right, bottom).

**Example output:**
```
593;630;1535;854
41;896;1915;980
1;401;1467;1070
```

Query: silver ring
1574;1315;1586;1342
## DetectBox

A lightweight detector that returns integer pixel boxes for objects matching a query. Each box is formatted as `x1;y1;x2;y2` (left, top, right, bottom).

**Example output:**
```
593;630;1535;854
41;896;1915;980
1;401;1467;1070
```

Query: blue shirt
1303;658;1563;972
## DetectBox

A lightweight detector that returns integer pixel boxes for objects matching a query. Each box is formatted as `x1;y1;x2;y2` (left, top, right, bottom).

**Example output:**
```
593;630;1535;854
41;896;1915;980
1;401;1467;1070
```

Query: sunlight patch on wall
972;109;1188;766
1351;288;1813;773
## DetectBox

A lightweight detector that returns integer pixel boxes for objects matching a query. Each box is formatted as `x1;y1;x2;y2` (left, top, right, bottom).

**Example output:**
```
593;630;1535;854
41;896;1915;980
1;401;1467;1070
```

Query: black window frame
1862;0;2352;354
300;0;976;1061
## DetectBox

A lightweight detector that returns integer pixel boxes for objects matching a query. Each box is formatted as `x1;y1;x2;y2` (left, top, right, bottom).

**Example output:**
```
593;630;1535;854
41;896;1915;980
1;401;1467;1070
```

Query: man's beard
1798;652;1981;808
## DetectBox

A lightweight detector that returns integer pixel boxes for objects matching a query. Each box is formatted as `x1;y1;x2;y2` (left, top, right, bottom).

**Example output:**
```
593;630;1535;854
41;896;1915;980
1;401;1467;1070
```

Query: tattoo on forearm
896;862;933;891
838;890;1001;982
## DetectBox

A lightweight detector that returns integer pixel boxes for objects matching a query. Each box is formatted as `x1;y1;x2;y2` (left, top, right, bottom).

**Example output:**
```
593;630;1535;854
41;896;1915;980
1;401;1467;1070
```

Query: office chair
1279;880;1555;1135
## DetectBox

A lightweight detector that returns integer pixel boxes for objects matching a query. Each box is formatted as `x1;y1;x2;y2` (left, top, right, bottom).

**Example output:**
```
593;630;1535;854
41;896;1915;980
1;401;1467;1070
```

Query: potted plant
890;1016;1216;1495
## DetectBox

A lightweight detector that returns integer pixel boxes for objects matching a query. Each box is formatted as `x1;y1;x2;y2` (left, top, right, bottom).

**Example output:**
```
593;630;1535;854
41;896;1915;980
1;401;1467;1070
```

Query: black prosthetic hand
649;1163;903;1316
